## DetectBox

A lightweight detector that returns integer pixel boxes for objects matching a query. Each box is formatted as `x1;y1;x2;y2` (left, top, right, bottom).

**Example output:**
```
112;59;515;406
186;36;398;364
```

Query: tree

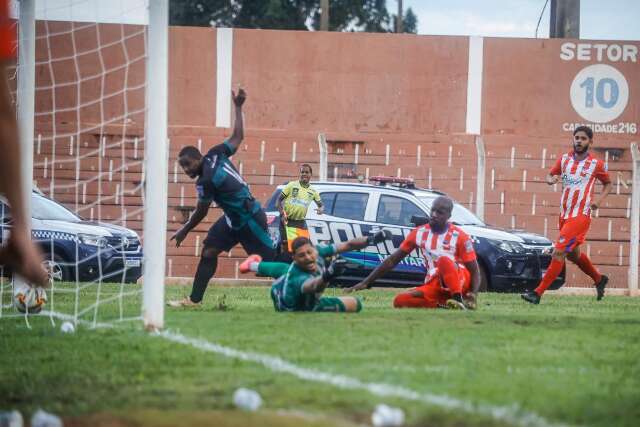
402;7;418;34
169;0;417;34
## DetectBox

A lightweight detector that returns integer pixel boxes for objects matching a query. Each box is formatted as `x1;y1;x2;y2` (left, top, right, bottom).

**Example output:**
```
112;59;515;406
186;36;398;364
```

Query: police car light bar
369;176;416;188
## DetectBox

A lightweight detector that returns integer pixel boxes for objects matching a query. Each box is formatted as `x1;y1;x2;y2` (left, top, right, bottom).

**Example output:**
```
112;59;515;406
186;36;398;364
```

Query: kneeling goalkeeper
240;231;391;312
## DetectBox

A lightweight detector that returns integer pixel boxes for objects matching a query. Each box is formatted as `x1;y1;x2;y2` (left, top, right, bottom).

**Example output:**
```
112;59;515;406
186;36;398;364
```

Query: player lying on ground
168;88;276;307
346;196;481;310
522;126;612;305
240;231;391;312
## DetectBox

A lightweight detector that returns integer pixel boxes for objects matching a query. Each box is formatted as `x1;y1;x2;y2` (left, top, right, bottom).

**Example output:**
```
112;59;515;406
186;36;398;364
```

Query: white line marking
157;331;565;427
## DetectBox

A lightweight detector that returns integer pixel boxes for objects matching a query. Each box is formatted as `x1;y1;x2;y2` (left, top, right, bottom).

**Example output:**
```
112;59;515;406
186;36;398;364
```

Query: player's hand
170;228;188;248
546;175;559;185
367;229;392;246
0;231;48;287
344;281;369;293
322;258;348;283
232;88;246;107
464;293;478;310
590;202;599;211
316;206;324;215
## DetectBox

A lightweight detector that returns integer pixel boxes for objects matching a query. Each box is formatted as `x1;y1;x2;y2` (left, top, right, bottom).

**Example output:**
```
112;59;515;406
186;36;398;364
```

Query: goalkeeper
240;230;391;312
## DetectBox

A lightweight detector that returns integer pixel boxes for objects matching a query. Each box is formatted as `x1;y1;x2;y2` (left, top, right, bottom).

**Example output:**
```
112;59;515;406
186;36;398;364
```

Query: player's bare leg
566;246;608;300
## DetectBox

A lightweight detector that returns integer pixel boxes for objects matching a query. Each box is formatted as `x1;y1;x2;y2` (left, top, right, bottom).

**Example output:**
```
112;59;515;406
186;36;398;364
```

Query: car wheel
477;262;490;292
42;254;70;283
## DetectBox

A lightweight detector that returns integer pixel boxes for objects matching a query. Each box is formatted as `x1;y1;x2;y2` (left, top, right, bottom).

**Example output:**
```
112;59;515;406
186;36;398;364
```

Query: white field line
157;330;570;427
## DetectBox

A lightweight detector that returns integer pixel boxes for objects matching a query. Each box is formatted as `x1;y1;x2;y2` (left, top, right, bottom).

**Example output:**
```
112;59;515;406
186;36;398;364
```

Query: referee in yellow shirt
276;164;324;254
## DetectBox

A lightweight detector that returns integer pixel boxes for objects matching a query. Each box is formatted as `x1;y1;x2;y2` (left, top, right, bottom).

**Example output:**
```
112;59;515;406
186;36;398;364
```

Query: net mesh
1;1;153;328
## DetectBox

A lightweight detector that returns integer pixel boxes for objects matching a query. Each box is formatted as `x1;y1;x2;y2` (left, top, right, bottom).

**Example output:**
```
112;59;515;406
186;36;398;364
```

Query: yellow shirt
281;180;322;221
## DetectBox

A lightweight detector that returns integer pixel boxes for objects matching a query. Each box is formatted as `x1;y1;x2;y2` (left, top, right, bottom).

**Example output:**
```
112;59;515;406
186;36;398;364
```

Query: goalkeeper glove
367;229;392;246
322;258;348;282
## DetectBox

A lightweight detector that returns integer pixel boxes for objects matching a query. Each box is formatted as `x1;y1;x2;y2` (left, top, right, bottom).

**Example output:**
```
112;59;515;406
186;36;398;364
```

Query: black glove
322;258;349;282
367;229;392;246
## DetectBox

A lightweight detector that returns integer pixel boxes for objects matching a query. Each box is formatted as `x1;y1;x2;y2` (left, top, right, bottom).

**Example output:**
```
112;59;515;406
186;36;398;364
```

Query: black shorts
204;210;277;260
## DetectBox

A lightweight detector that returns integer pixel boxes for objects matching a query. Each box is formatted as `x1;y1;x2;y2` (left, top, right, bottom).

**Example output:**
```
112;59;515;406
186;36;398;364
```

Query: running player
346;196;481;310
240;230;391;312
168;88;276;307
522;126;611;304
276;163;323;255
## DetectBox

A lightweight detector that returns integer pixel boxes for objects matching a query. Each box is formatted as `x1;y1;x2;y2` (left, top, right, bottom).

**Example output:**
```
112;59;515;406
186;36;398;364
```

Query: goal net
0;0;168;330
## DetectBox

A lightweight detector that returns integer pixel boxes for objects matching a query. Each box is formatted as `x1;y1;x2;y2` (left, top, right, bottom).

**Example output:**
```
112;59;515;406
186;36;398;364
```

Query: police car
0;191;143;283
265;177;564;292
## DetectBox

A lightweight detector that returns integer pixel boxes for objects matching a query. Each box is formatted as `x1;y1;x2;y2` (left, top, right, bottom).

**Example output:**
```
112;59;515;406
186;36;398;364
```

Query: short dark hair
300;164;312;174
292;236;312;253
178;146;202;160
573;126;593;139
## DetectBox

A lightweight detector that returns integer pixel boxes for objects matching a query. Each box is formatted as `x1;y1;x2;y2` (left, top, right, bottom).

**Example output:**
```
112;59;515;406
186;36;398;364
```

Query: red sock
573;253;602;284
534;259;565;296
436;257;462;294
393;293;437;308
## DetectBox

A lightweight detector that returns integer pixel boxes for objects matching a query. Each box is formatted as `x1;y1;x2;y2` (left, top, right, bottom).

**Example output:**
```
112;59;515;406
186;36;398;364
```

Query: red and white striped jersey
400;223;476;278
550;152;610;220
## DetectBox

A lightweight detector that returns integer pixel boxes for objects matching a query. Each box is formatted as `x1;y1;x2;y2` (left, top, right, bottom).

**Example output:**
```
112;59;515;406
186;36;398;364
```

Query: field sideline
1;285;639;427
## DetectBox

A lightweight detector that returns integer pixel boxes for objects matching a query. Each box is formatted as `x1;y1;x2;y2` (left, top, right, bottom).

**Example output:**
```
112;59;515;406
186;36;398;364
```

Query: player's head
178;146;203;179
291;236;318;272
572;126;594;154
299;164;312;185
429;196;453;230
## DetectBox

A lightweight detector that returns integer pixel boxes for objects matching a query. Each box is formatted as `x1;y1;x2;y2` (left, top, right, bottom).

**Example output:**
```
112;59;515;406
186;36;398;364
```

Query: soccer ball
13;285;47;314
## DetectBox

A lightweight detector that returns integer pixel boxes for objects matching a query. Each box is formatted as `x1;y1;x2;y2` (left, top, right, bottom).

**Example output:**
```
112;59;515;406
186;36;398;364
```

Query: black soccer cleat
521;290;541;305
595;275;608;301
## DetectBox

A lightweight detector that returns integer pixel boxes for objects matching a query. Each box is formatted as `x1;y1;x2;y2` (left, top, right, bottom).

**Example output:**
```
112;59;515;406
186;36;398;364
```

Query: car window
418;196;484;226
31;195;81;222
319;192;336;215
377;195;424;226
332;192;368;221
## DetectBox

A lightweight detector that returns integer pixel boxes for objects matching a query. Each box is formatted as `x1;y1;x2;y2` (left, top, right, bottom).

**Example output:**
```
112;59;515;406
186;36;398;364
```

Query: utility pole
396;0;403;33
320;0;329;31
549;0;580;38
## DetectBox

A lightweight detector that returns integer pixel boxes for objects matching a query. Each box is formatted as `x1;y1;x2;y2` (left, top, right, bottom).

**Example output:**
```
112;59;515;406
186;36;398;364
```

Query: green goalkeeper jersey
259;243;337;311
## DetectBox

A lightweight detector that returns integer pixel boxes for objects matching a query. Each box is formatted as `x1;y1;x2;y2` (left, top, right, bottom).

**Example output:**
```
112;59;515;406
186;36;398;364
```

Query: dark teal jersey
195;140;260;229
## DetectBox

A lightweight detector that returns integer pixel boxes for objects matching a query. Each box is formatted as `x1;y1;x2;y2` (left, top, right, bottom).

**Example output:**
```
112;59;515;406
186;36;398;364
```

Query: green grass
1;283;639;427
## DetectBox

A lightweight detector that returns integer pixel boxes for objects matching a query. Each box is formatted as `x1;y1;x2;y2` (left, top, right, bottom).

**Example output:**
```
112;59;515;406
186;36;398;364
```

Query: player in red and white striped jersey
522;126;612;304
346;196;482;310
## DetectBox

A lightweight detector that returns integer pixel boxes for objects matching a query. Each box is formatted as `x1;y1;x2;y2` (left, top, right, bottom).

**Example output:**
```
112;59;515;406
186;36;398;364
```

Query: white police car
0;192;142;283
265;177;564;292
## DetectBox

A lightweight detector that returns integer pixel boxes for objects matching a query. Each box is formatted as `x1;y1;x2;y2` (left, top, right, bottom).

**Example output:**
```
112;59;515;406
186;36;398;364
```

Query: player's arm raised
226;88;246;153
170;201;209;247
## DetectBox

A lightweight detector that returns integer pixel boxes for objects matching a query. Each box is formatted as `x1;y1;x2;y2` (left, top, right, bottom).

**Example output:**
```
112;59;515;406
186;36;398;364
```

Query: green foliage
2;285;639;426
169;0;418;33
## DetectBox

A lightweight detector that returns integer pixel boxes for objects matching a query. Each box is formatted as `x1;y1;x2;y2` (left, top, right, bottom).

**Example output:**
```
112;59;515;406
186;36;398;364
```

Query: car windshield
418;196;485;226
32;194;81;222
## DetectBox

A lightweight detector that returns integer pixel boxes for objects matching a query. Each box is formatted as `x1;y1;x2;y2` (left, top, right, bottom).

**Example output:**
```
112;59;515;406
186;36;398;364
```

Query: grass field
1;283;639;427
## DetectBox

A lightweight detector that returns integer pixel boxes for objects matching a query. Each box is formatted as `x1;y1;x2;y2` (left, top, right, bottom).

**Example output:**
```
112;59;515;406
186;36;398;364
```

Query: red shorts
555;215;590;253
414;266;471;307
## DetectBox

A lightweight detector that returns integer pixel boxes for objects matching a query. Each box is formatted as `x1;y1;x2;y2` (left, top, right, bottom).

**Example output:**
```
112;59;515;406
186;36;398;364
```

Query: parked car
265;177;564;292
0;191;143;283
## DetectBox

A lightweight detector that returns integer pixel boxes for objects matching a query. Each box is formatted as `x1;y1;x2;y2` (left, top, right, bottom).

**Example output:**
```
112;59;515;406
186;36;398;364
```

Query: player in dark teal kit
168;89;276;307
240;231;391;312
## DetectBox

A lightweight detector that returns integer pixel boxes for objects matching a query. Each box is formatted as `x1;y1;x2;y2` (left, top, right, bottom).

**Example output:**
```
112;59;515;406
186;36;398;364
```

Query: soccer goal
0;0;168;330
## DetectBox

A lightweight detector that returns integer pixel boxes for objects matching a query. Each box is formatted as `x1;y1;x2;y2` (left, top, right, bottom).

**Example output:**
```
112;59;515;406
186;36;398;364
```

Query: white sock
249;262;260;272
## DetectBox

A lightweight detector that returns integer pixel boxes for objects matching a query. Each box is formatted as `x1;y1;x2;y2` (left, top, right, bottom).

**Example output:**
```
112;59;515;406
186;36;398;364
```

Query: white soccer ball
372;404;405;427
13;285;47;314
232;388;262;411
60;321;75;334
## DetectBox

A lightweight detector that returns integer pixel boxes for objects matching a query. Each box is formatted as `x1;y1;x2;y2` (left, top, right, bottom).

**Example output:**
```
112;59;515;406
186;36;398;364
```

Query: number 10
580;77;619;109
